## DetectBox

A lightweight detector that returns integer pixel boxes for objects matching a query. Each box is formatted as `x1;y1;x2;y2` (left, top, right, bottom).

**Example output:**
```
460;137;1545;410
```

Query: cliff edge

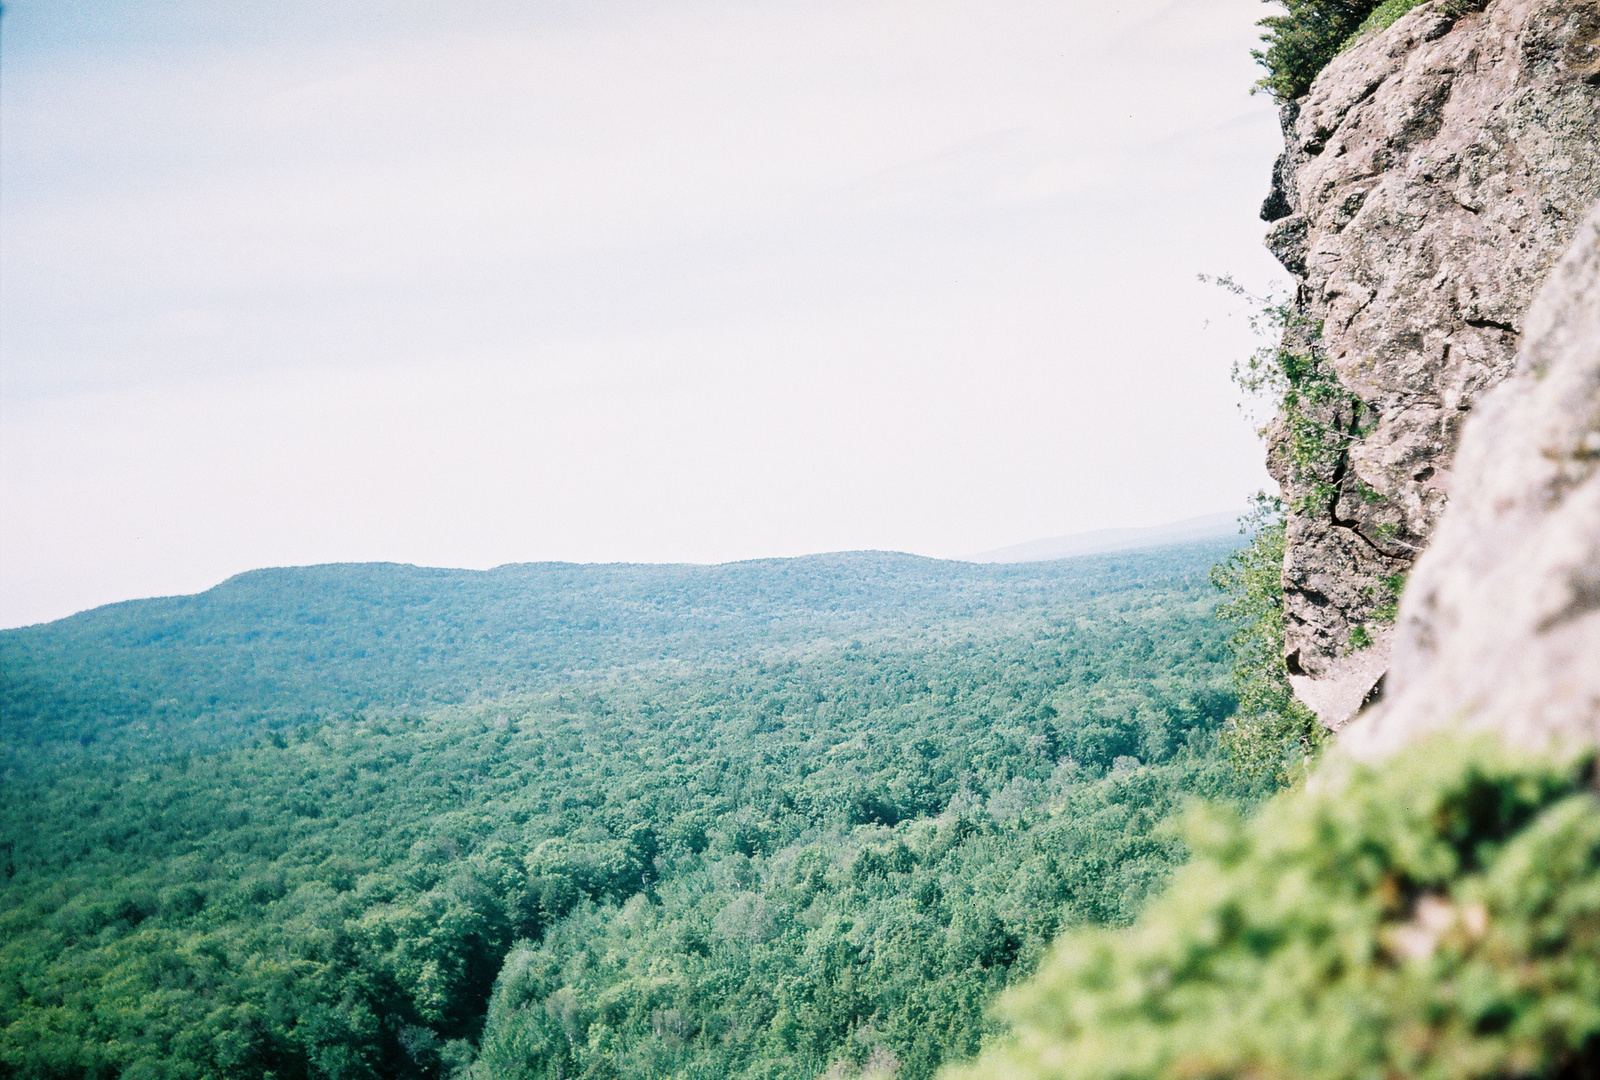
1260;0;1600;726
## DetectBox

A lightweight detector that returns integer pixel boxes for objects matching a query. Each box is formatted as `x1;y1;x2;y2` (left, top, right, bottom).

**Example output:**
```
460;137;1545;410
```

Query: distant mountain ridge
0;540;1243;755
967;511;1244;564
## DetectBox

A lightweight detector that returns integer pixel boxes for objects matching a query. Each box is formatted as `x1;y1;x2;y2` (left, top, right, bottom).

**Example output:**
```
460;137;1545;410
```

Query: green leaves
1209;500;1325;782
954;738;1600;1080
1201;272;1361;780
1205;275;1365;518
472;766;1215;1080
1254;0;1387;102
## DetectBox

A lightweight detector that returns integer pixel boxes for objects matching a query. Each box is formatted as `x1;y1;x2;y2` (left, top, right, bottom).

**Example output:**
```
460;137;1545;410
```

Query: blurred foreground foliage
953;737;1600;1080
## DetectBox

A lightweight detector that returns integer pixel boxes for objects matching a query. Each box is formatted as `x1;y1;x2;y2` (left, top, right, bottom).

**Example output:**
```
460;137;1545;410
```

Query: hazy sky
0;0;1285;628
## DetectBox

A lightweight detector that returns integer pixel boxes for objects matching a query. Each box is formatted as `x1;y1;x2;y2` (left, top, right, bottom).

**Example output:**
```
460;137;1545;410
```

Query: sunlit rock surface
1260;0;1600;725
1340;201;1600;758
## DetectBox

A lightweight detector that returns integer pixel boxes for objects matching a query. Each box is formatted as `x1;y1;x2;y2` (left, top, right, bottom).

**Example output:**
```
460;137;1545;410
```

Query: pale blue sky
1;0;1284;627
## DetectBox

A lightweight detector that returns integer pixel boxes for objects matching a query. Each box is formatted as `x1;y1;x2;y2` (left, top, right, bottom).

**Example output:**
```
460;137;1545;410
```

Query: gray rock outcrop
1339;202;1600;758
1259;0;1600;727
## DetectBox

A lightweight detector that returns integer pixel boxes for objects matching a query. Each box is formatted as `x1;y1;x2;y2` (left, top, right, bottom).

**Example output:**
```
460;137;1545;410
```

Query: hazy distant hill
969;512;1243;563
0;539;1242;754
0;535;1261;1080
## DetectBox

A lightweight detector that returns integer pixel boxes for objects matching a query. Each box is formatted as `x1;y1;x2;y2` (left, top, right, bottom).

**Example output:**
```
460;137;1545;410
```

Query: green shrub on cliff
1204;274;1356;779
1255;0;1386;101
1209;499;1324;782
949;738;1600;1080
1255;0;1489;101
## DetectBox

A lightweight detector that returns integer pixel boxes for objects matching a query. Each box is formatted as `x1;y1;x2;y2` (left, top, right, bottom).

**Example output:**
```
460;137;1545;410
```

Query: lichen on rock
1258;0;1600;727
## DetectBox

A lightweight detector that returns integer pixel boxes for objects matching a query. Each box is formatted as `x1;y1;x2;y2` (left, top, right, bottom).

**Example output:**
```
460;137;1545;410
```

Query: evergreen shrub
1256;0;1387;101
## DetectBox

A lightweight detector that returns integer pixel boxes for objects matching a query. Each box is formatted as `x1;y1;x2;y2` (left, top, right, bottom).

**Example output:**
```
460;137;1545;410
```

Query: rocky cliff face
1340;201;1600;758
1260;0;1600;726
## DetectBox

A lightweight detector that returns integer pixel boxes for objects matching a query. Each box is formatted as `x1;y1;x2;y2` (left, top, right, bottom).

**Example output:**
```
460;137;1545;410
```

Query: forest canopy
0;542;1276;1080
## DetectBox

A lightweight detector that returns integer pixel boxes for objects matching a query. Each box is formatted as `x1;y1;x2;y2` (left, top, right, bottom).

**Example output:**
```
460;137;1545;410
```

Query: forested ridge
0;542;1275;1079
2;549;1227;756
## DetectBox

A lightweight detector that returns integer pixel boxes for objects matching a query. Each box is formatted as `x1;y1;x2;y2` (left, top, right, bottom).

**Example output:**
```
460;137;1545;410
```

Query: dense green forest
0;542;1276;1080
3;549;1232;757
